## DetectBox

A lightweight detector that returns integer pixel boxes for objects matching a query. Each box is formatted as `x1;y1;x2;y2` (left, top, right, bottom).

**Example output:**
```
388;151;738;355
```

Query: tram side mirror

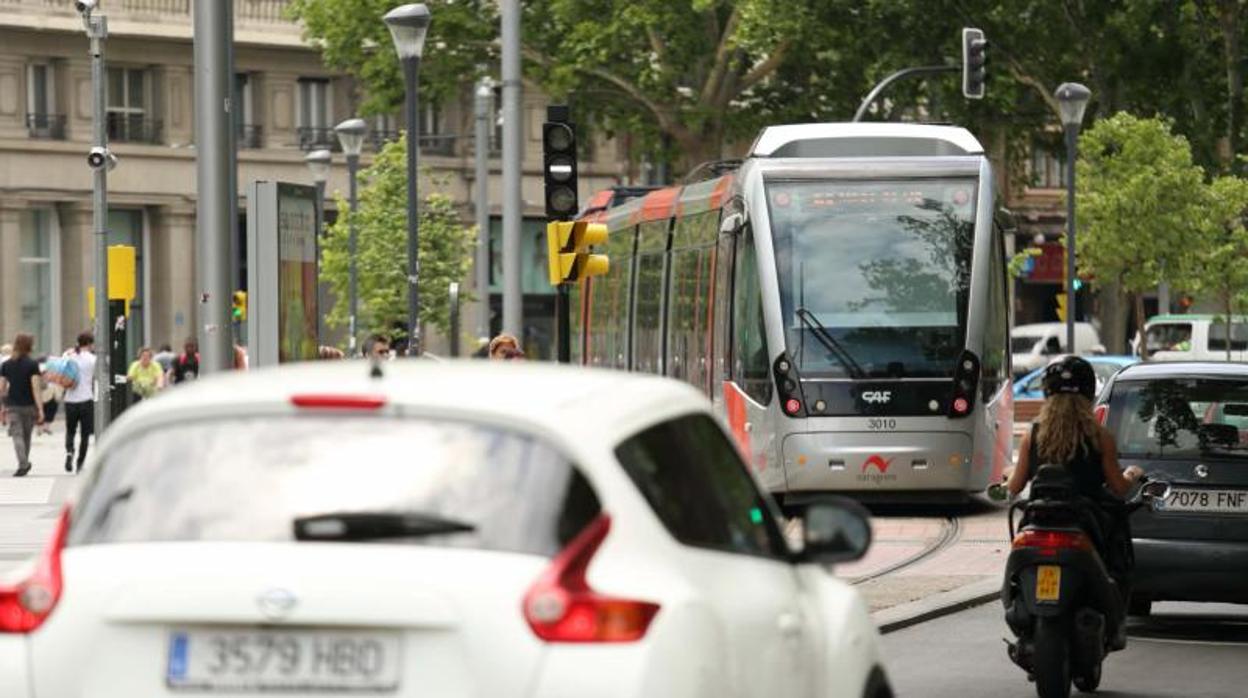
719;212;744;235
986;482;1010;502
800;496;872;564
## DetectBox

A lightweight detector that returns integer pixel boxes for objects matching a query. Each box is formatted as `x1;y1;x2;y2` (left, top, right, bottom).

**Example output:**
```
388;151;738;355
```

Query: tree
1075;112;1212;347
320;134;476;348
1191;175;1248;358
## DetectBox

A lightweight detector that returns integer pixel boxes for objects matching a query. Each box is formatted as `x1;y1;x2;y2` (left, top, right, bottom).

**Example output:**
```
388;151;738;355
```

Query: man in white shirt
63;331;96;473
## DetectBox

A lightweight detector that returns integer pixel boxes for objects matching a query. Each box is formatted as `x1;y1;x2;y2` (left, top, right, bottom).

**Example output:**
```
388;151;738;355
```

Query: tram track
850;516;962;585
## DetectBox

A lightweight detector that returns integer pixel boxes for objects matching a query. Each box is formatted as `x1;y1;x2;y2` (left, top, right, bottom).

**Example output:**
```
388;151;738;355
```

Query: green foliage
320;134;476;346
1191;175;1248;356
1075;113;1211;295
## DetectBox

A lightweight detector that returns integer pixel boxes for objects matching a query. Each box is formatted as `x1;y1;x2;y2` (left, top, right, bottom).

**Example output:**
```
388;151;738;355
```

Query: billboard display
277;184;319;362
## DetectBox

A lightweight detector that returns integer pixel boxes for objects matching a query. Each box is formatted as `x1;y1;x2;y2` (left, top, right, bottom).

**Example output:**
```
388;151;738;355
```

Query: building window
1029;146;1067;189
297;78;333;150
26;62;64;140
234;73;261;148
107;67;160;143
419;101;455;155
368;113;400;151
20;209;59;355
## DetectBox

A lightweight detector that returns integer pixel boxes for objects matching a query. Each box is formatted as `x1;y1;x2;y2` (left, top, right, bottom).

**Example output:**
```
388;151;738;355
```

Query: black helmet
1042;356;1096;400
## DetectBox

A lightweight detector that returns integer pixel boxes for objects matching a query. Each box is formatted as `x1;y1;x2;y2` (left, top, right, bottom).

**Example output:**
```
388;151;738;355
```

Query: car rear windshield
1011;336;1041;354
1106;378;1248;459
69;417;600;556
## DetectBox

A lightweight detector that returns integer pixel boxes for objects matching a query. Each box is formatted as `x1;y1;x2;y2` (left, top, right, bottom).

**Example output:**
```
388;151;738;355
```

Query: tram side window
982;230;1009;399
666;210;719;391
713;219;737;383
588;224;636;369
633;221;669;375
733;225;772;405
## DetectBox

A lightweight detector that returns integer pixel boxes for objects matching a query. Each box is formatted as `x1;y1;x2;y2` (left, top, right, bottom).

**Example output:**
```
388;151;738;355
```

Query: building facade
0;0;628;359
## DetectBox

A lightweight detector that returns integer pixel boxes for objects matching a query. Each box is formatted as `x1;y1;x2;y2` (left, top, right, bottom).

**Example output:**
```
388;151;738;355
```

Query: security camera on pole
78;0;112;432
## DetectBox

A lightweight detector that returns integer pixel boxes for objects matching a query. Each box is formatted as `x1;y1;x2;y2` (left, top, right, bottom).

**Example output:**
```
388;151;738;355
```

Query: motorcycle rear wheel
1074;660;1102;693
1033;617;1072;698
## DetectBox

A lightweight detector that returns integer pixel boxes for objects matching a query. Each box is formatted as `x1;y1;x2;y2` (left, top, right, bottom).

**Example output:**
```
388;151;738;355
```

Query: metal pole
556;285;570;363
403;57;423;356
314;179;326;348
852;65;959;122
501;0;523;337
448;282;460;356
88;15;110;433
193;0;234;373
474;78;492;340
347;153;360;354
1065;124;1077;352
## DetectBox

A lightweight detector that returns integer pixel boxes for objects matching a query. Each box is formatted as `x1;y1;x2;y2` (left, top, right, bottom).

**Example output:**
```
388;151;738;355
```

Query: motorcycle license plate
1036;565;1061;602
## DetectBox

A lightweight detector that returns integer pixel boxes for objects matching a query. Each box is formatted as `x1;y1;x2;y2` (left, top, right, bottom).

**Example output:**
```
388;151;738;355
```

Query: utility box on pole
105;245;135;418
246;181;320;368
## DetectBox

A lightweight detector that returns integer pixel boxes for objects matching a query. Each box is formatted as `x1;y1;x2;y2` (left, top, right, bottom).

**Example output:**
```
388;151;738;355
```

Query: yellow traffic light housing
546;220;609;285
1056;292;1068;322
232;290;248;322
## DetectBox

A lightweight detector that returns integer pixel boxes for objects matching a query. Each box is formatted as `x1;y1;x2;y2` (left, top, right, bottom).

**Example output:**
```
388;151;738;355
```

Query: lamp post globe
304;148;332;185
334;118;367;157
1055;82;1092;131
384;3;431;356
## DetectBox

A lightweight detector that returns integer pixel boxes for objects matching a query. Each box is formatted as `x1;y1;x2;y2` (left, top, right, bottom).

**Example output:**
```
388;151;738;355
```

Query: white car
0;361;890;698
1011;321;1104;376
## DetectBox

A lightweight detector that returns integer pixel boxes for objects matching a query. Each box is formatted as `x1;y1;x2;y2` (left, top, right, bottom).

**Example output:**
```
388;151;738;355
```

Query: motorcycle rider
1004;355;1144;646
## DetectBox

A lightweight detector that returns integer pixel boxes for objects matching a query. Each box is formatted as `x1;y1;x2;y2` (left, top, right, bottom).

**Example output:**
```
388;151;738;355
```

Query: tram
572;122;1012;503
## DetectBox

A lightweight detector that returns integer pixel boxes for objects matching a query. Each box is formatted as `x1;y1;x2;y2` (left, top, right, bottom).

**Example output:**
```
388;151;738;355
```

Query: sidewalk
0;421;82;574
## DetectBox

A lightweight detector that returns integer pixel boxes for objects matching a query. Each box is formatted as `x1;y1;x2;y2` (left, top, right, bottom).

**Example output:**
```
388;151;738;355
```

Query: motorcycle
987;466;1169;698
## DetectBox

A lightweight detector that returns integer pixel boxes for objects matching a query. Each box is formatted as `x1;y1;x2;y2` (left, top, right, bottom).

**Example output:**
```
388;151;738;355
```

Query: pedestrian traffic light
232;290;247;323
962;27;988;99
543;105;579;221
1056;292;1068;322
546;220;609;285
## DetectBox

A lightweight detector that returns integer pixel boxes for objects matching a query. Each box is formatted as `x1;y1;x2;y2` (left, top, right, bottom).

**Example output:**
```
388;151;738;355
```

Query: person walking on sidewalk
0;333;45;477
127;347;165;404
169;338;200;385
63;331;97;473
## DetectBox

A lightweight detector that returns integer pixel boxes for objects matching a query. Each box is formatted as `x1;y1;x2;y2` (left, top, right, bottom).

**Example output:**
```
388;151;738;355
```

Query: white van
1143;314;1248;361
1011;322;1103;377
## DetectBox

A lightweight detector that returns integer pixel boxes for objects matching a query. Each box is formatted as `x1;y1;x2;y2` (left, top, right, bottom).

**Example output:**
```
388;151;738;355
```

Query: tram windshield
767;178;976;379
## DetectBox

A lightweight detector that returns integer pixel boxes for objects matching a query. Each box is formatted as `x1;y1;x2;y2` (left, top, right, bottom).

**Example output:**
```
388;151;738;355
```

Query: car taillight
290;394;386;410
1011;529;1092;555
0;506;69;633
523;515;659;643
1094;404;1108;425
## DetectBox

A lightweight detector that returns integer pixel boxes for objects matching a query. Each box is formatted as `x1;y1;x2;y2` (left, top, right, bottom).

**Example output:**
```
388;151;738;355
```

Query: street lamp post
335;118;368;355
1055;82;1091;353
304;148;332;347
383;3;431;357
80;6;111;432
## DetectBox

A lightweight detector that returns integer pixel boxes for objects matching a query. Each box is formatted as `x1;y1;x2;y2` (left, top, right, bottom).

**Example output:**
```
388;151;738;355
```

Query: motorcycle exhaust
1073;607;1106;665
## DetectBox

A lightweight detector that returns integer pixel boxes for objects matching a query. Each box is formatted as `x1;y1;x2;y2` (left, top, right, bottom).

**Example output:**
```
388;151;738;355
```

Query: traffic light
1056;292;1068;322
543;105;579;220
546;220;609;285
962;27;988;99
232;290;247;323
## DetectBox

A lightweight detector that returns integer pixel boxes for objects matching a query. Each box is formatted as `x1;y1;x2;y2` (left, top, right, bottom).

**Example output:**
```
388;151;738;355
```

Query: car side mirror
800;497;872;564
1140;479;1170;502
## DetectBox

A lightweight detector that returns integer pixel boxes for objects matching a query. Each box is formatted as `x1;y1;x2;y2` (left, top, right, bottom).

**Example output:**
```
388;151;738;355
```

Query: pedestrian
153;343;175;373
233;344;248;370
0;333;45;477
0;343;10;371
498;346;526;361
362;334;391;361
36;357;63;436
63;331;97;474
318;345;345;360
487;333;520;360
127;347;165;404
170;338;200;384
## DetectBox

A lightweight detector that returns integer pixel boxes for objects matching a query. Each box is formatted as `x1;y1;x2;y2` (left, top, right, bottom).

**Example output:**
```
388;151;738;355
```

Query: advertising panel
277;184;319;362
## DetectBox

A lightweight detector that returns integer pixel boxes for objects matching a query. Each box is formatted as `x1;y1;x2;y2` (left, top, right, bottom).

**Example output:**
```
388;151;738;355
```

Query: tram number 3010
867;418;897;431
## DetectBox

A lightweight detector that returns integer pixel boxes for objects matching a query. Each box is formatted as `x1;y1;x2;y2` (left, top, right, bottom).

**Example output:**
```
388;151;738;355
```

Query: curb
872;577;1000;634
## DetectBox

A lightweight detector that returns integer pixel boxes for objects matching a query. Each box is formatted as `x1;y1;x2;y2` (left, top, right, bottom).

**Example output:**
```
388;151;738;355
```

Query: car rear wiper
293;511;476;542
795;307;865;379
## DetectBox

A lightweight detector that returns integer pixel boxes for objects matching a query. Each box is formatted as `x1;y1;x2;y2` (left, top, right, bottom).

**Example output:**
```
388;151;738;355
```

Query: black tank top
1027;423;1107;501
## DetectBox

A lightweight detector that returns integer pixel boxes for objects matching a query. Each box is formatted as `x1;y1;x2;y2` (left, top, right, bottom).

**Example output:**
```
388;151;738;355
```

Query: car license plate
1036;565;1061;603
1159;488;1248;514
166;629;400;692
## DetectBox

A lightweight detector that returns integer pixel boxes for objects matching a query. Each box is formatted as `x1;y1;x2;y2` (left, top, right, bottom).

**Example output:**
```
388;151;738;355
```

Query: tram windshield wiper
795;307;865;379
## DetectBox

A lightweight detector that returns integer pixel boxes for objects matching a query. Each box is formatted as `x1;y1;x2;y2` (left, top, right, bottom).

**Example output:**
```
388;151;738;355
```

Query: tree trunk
675;127;726;179
1227;293;1235;361
1219;0;1244;174
1096;280;1130;355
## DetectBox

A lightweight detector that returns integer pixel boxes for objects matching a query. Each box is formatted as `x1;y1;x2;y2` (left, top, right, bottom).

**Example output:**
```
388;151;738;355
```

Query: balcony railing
26;113;66;140
296;126;338;152
237;124;263;149
367;130;459;156
106;114;163;144
2;0;293;23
